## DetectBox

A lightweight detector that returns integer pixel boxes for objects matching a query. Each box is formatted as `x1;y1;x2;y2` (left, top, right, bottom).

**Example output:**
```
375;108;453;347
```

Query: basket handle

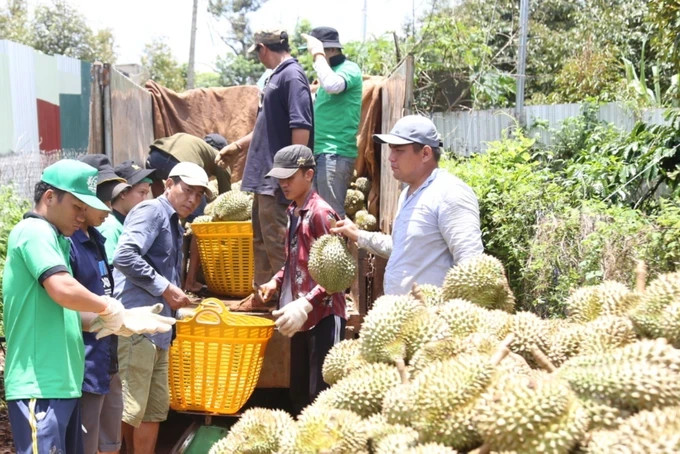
193;308;223;325
198;298;227;314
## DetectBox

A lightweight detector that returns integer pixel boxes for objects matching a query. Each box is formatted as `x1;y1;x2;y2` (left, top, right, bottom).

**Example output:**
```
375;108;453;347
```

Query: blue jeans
8;398;84;454
314;153;356;218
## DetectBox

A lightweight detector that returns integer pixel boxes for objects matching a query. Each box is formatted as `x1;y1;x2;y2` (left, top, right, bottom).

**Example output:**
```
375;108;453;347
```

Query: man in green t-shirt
303;27;363;218
2;160;173;454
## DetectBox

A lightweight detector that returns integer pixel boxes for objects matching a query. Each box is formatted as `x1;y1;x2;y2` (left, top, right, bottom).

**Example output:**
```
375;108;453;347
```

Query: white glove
272;297;313;337
301;33;325;57
94;296;125;333
92;303;177;339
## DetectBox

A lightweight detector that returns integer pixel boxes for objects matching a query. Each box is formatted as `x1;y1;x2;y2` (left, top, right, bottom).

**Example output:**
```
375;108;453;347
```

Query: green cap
41;159;110;212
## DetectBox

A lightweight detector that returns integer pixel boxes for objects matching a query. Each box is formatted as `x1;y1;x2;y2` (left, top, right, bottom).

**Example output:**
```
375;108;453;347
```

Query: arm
439;188;484;265
331;218;393;258
113;203;169;296
292;128;310;146
313;55;346;94
43;272;108;313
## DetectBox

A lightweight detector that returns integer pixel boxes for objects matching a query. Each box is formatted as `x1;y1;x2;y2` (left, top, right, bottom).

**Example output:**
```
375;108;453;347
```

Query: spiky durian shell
585;405;680;453
359;295;423;363
557;339;680;412
475;373;588;454
434;299;483;338
322;338;368;386
308;234;357;294
545;320;585;367
578;315;637;355
401;307;452;361
317;363;402;417
629;272;680;337
212;190;252;221
354;209;378;231
344;189;365;216
442;254;515;312
374;432;421;454
353;177;371;197
208;407;295;454
280;407;369;454
508;311;550;366
565;281;633;323
364;414;419;453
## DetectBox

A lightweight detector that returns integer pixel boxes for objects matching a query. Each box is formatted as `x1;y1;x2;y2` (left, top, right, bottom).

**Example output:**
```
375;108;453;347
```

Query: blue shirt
360;169;483;295
69;227;117;394
112;195;183;350
241;58;314;198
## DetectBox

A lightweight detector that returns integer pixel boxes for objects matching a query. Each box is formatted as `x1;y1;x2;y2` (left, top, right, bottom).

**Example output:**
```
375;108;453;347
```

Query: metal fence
432;103;670;156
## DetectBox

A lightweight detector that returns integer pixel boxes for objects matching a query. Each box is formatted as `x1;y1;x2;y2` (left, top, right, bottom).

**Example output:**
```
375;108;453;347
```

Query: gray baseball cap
266;145;316;179
373;115;443;148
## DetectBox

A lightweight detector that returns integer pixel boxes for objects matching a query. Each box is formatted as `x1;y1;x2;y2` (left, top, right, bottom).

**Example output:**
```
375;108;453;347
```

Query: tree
1;0;116;63
647;0;680;73
32;0;116;62
141;39;185;92
0;0;31;44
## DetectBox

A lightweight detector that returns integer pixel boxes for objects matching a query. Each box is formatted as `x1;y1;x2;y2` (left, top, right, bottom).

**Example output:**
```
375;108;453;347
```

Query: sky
27;0;434;72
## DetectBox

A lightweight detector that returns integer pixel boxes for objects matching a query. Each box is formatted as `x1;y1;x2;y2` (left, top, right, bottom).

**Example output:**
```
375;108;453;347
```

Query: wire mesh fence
0;150;87;201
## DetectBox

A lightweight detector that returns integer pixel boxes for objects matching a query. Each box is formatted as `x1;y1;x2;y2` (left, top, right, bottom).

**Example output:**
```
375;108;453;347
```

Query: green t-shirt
2;217;84;400
98;213;124;265
313;59;363;158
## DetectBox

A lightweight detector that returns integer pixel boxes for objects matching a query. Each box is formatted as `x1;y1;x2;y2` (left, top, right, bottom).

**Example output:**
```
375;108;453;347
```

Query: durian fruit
395;355;499;451
207;178;219;199
308;234;357;293
315;363;402;417
280;406;369;454
208;407;295;454
557;338;680;412
364;414;419;453
352;176;371;197
354;209;378;231
585;405;680;453
442;254;515;312
191;214;213;224
435;299;483;338
212;190;252;221
411;283;444;307
400;307;452;360
405;444;458;454
578;315;637;355
578;396;632;430
344;189;365;216
230;180;241;191
204;199;216;217
322;338;367;386
381;383;414;426
477;309;512;340
374;432;421;454
659;301;680;347
565;281;634;323
508;311;550;366
475;373;589;454
359;294;423;364
545;320;584;367
629;272;680;338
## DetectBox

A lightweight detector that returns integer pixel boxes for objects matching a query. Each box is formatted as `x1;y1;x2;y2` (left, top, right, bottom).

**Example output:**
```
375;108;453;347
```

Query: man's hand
95;296;125;333
258;279;279;303
92;303;177;339
301;33;325;58
163;283;191;310
215;142;241;168
330;218;360;242
272;297;312;337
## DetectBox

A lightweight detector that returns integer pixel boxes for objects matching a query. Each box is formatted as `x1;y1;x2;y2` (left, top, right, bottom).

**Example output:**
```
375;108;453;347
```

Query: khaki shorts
80;373;123;453
117;334;169;427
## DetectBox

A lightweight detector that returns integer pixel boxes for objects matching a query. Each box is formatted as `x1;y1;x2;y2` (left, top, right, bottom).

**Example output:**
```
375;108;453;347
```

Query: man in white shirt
331;115;483;295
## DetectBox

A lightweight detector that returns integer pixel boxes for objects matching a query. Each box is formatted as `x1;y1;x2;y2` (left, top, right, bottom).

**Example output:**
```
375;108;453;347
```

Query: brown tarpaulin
145;77;385;204
145;80;259;181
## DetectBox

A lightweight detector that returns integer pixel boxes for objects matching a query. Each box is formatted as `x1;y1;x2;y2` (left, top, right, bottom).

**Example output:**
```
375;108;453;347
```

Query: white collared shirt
358;168;483;295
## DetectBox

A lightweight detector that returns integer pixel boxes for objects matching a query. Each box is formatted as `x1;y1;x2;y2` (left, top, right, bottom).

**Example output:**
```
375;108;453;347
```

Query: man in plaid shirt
259;144;347;414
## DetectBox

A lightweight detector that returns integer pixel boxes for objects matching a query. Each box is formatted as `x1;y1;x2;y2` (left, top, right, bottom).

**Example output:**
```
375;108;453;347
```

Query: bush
0;185;31;335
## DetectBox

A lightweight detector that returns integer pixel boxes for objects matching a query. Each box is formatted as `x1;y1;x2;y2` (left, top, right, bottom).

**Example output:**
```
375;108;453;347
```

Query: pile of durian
345;174;377;231
209;254;680;453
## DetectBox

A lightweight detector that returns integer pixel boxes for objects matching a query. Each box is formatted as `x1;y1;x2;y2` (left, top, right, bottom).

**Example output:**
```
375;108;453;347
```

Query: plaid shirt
274;191;347;331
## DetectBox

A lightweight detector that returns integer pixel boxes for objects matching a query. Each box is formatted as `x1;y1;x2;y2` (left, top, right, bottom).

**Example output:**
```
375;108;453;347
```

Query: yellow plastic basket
168;298;275;414
192;221;254;297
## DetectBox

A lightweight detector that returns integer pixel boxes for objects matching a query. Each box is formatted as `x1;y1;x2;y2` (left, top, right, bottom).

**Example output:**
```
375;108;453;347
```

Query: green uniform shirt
98;212;124;265
313;59;363;159
2;216;84;400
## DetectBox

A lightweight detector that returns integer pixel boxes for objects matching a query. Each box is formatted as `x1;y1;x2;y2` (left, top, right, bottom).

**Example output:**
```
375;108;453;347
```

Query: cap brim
247;43;258;54
111;182;132;200
266;167;299;179
373;133;414;145
98;169;126;185
127;168;156;186
178;176;213;198
72;192;110;212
